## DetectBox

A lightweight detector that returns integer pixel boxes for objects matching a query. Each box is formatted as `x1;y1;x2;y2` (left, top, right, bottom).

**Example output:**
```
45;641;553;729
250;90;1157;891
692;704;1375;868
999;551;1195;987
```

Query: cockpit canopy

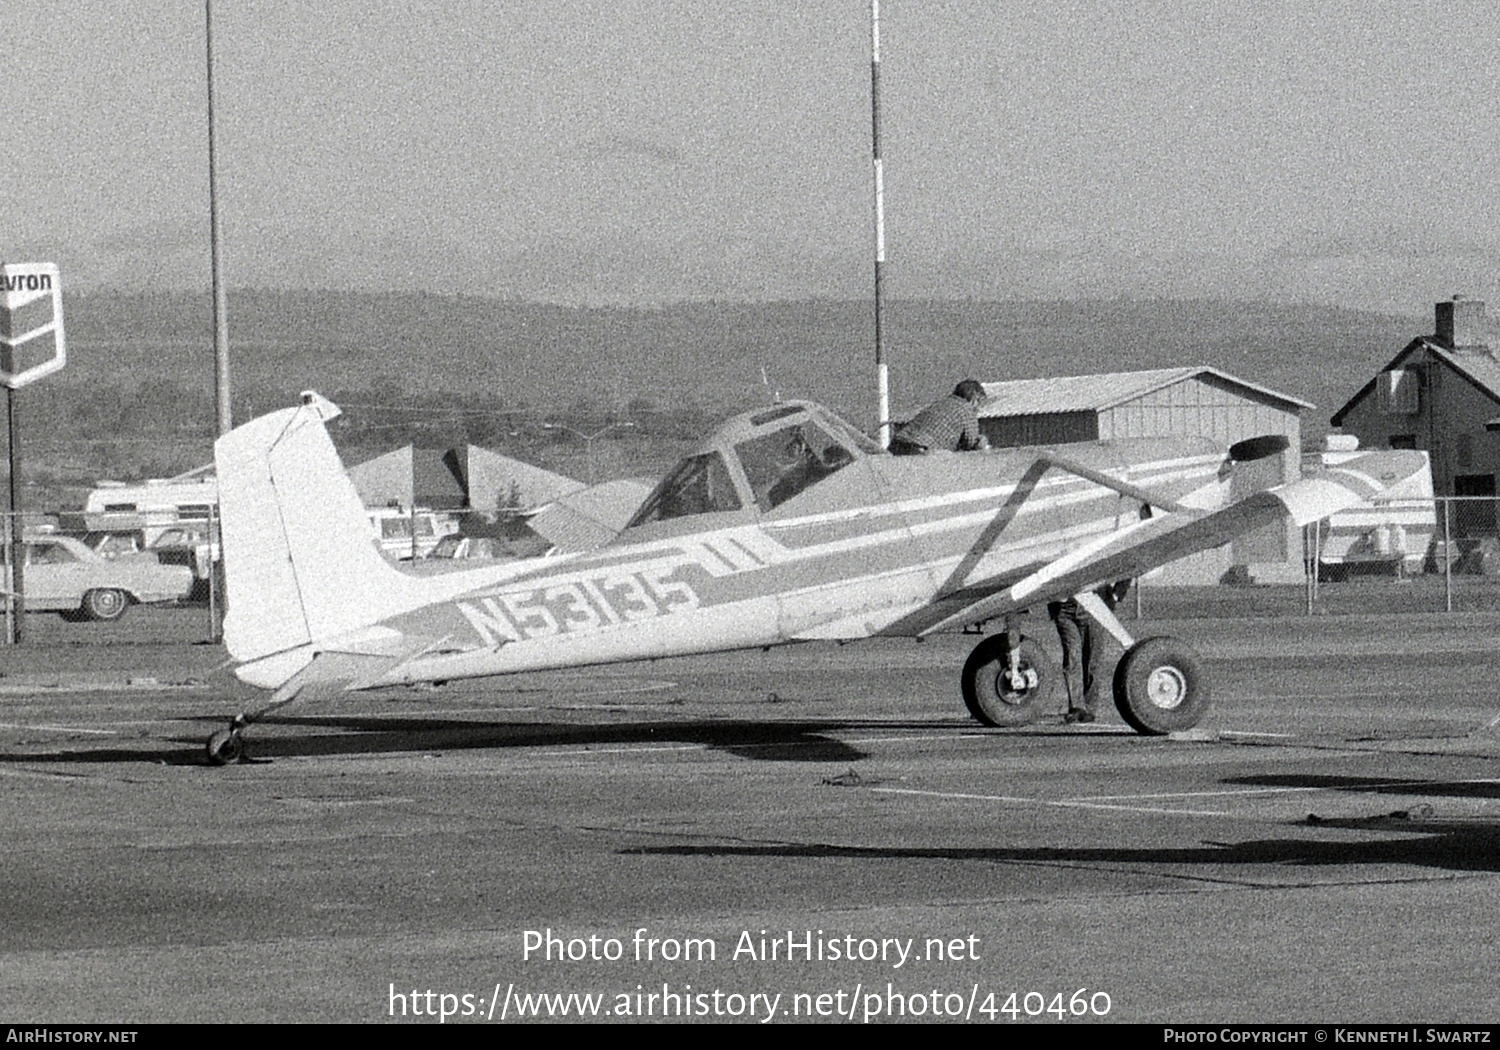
626;401;879;528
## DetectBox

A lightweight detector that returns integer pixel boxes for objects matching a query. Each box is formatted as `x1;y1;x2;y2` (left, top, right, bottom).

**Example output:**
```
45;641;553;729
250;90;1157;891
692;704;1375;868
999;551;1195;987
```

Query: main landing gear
960;628;1057;727
959;600;1210;735
1111;636;1209;734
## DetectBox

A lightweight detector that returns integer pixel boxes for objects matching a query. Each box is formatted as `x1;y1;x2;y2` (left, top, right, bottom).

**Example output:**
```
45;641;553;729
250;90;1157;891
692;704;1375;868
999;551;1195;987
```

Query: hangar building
1331;297;1500;538
978;367;1311;583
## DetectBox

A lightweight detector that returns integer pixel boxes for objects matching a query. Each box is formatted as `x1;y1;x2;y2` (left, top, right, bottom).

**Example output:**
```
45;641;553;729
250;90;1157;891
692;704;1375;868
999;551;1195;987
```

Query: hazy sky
5;0;1500;312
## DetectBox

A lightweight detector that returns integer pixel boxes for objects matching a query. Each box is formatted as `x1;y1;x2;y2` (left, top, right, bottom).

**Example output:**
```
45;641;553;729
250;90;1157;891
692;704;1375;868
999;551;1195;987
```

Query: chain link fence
1299;495;1500;614
0;507;222;644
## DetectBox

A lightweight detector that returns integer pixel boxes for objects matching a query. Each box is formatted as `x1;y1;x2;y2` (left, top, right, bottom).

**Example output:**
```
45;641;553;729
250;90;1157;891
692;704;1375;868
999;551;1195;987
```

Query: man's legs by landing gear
1050;599;1095;723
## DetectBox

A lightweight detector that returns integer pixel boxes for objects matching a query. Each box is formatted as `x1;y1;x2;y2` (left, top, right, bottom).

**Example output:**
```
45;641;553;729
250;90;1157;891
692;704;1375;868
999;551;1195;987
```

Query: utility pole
870;0;890;447
206;0;232;435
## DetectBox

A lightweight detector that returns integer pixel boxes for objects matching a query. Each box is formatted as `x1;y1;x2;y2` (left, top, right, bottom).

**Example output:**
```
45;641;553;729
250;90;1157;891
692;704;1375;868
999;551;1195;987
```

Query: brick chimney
1435;296;1487;349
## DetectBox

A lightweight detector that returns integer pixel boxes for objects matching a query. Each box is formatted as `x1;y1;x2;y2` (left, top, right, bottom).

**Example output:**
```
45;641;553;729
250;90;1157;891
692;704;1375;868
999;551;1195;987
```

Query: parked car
425;535;505;561
81;529;149;560
6;534;195;621
148;524;219;580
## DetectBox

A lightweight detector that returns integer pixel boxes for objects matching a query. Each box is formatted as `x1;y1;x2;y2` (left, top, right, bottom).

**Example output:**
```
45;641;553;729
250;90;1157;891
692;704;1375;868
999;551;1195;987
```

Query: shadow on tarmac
1228;772;1500;799
623;816;1500;874
0;714;938;766
620;772;1500;875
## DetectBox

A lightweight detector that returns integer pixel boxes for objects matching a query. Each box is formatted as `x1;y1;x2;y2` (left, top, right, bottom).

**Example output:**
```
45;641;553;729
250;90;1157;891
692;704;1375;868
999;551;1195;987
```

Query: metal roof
978;366;1312;417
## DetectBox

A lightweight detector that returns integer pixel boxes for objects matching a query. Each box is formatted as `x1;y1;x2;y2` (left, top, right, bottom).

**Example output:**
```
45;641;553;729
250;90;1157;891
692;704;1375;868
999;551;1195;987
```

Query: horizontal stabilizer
527;478;655;553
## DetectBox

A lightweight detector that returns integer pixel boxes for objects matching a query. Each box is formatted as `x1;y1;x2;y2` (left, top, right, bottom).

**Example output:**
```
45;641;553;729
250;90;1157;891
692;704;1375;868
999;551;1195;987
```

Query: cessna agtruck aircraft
202;392;1423;763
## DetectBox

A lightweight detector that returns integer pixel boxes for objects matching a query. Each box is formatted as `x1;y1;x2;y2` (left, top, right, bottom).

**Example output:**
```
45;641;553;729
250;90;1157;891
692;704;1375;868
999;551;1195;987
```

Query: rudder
215;393;426;671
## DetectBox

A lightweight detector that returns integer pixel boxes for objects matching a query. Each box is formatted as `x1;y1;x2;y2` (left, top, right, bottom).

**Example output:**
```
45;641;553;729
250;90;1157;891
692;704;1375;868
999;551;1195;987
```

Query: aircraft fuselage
351;437;1225;687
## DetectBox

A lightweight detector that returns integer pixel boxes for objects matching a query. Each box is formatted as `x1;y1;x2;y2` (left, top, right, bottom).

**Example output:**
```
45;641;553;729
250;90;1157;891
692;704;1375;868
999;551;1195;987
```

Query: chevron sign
0;263;65;389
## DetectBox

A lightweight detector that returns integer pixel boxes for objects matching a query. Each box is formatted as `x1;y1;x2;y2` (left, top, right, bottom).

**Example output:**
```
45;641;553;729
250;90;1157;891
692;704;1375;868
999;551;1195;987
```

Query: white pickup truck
1307;436;1435;577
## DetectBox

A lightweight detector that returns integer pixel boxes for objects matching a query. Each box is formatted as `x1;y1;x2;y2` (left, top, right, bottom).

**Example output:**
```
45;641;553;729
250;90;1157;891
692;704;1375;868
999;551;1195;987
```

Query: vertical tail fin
215;393;426;667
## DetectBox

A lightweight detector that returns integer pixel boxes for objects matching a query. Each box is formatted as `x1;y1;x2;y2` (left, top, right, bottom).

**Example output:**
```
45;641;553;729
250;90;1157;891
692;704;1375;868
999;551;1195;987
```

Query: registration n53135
455;568;701;645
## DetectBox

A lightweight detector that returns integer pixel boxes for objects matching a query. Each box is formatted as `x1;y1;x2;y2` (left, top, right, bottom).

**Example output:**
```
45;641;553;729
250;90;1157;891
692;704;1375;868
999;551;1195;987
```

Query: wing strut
1075;589;1135;648
1037;451;1193;514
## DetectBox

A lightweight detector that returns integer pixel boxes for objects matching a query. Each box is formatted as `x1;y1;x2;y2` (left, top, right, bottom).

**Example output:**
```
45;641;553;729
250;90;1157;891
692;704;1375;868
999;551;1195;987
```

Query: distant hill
60;291;1423;441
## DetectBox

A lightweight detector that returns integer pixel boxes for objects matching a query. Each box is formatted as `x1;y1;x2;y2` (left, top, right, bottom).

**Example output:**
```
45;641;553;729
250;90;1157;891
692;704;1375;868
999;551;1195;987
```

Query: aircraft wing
920;449;1429;634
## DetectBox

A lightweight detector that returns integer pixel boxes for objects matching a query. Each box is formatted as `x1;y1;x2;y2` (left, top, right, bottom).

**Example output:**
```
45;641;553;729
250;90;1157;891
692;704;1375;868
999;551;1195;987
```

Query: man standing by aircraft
1049;579;1132;724
889;379;990;455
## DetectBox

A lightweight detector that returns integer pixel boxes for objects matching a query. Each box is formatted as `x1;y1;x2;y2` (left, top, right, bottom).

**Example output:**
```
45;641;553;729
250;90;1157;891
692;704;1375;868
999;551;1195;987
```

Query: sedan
8;535;195;621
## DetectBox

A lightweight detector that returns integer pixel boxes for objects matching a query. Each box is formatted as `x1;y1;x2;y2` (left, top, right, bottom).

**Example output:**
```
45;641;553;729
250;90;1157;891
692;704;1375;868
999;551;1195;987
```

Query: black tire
1112;636;1210;735
206;728;245;765
961;634;1057;727
81;588;130;622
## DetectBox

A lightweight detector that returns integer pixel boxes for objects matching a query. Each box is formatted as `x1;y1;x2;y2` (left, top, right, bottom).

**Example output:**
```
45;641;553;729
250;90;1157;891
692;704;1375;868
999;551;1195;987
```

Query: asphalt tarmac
2;606;1499;1024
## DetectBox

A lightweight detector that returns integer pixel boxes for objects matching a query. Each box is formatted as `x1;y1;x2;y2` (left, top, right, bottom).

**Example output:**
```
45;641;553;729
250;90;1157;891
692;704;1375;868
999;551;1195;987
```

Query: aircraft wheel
81;588;130;622
206;726;245;765
1112;636;1209;735
961;634;1057;727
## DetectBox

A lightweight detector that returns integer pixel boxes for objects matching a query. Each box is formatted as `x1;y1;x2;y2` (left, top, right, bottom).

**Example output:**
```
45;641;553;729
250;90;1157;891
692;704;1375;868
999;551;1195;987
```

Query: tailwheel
960;634;1057;727
206;720;247;765
1112;636;1210;735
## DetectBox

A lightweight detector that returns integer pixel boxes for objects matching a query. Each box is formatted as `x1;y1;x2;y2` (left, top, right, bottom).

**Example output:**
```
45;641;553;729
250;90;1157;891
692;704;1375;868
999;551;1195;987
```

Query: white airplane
203;392;1425;763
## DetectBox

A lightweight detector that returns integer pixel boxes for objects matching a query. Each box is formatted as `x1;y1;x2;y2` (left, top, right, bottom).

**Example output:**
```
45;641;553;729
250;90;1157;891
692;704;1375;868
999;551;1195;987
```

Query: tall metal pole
1303;524;1313;616
870;0;890;446
206;0;232;436
1443;496;1453;613
5;388;23;643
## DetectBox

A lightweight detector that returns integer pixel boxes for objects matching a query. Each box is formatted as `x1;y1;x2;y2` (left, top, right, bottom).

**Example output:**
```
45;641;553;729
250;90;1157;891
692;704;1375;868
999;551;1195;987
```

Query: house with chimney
1331;297;1500;537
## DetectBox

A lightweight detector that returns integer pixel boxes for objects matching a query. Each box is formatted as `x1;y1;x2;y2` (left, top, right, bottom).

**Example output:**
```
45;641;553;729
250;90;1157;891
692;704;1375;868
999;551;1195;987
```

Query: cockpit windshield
620;402;870;530
736;420;854;512
819;413;884;455
626;451;743;527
